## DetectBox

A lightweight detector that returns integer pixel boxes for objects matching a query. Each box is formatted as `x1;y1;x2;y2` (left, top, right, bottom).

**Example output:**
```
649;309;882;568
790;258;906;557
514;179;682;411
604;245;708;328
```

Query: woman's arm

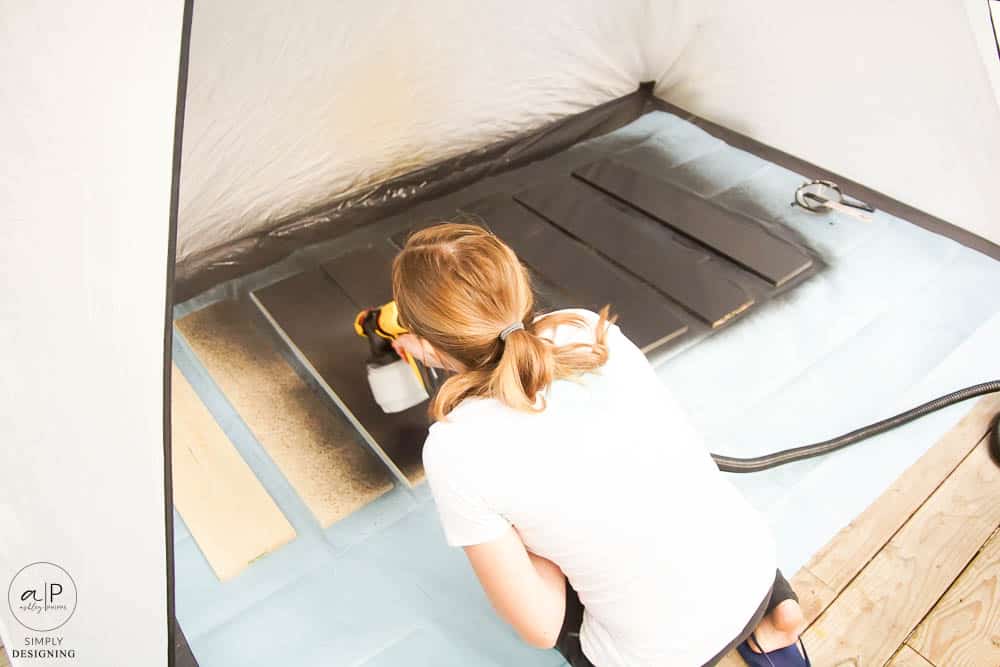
463;525;567;649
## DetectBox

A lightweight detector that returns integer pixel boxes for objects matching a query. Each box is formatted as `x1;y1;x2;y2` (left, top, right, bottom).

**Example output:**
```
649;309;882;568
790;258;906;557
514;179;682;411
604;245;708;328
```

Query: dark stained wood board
321;239;398;309
515;177;754;327
323;237;565;315
461;195;689;352
252;269;428;486
575;159;813;286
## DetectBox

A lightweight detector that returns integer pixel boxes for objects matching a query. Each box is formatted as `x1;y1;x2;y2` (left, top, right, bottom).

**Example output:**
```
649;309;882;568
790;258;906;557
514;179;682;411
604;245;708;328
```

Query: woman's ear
418;338;442;368
421;339;464;373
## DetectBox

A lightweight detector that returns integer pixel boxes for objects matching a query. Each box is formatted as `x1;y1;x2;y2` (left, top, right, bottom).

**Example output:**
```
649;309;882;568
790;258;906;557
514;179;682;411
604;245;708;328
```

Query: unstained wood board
171;364;296;581
176;300;394;522
252;270;428;485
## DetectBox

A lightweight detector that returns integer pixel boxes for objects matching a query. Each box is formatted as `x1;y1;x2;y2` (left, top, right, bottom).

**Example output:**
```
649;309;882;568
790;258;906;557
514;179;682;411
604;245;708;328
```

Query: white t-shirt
422;309;777;666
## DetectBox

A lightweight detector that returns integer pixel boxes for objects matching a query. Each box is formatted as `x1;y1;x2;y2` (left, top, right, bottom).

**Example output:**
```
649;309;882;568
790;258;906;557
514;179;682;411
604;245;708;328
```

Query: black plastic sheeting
174;83;1000;304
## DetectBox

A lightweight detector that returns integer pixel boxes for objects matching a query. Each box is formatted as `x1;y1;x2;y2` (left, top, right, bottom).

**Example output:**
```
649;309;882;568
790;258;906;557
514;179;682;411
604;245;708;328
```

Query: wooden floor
718;394;1000;667
3;397;996;667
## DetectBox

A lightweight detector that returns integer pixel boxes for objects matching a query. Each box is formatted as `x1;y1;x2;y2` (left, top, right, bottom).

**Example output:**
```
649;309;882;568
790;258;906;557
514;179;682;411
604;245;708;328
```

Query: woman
391;223;810;667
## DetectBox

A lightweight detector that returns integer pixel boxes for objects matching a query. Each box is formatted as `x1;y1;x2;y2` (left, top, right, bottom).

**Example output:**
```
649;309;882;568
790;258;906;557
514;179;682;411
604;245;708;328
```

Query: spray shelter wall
177;0;1000;292
2;1;999;665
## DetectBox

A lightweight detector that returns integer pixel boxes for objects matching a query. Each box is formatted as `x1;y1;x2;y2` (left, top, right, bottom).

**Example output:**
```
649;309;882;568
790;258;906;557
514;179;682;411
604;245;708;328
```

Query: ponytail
489;323;554;412
392;222;615;421
428;306;615;420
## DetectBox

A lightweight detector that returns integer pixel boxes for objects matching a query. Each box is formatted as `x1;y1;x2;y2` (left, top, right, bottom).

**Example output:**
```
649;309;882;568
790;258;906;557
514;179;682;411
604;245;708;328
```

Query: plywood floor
716;394;1000;667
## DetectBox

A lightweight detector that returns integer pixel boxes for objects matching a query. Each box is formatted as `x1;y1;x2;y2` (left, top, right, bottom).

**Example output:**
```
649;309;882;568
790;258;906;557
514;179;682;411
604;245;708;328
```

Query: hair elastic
498;322;524;342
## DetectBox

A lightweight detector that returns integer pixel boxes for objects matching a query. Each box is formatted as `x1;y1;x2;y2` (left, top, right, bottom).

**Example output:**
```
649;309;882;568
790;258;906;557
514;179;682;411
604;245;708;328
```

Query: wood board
714;396;1000;667
514;177;754;327
170;365;296;581
907;527;1000;666
462;195;689;352
176;300;395;523
803;438;1000;665
252;270;428;485
887;645;936;667
575;159;813;286
321;240;397;310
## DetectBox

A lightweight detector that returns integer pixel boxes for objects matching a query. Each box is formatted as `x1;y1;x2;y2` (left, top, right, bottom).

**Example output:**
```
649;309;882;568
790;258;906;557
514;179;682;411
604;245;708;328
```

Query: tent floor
171;111;1000;666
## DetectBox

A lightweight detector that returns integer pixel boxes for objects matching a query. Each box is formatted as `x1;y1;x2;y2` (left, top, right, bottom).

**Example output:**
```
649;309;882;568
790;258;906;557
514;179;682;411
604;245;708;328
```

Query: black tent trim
165;0;196;664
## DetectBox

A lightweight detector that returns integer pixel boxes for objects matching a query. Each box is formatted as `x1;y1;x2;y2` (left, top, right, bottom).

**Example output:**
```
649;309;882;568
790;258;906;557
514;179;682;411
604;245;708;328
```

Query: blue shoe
736;632;811;666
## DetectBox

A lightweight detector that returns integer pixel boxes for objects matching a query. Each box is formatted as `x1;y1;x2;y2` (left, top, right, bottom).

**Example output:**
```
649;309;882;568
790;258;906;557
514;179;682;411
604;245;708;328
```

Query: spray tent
3;1;1000;666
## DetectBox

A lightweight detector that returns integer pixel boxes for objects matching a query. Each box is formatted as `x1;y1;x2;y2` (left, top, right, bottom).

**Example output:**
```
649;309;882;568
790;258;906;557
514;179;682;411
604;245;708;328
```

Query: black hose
712;380;1000;473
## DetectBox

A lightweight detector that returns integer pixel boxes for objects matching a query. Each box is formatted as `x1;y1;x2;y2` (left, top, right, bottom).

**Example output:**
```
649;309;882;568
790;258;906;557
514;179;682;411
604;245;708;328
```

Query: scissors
793;179;875;222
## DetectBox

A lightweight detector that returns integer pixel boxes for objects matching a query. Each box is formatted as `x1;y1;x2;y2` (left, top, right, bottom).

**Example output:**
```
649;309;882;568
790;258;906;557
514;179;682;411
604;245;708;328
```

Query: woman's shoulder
534;307;620;347
532;307;601;325
423;399;511;471
426;397;504;441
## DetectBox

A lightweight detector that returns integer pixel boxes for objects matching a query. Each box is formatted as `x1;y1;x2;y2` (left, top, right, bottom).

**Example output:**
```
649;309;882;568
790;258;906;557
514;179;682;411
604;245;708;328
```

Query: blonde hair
392;222;614;420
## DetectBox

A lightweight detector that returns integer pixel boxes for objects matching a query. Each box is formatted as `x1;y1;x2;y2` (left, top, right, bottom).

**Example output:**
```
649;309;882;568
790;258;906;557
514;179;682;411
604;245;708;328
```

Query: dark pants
554;569;798;667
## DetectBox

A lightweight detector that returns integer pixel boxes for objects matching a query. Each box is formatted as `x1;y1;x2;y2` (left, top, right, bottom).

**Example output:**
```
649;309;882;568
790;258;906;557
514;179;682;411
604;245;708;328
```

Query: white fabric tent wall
178;0;1000;263
0;2;183;665
177;1;649;262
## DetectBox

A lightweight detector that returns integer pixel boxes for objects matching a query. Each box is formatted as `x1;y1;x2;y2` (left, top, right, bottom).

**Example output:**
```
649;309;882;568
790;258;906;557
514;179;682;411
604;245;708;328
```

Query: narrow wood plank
907;527;1000;666
515;178;753;327
887;645;936;667
253;271;428;484
806;394;1000;592
171;365;296;581
176;300;395;522
464;196;689;352
575;160;813;286
804;438;1000;666
789;567;839;626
